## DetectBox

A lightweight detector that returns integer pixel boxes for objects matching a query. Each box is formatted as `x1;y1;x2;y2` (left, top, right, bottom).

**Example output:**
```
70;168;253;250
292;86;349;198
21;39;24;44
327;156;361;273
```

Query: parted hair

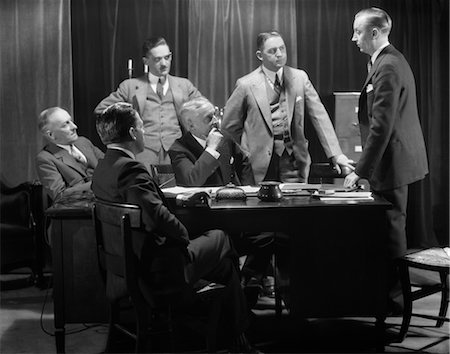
355;7;392;35
142;37;168;57
256;31;282;51
96;102;137;145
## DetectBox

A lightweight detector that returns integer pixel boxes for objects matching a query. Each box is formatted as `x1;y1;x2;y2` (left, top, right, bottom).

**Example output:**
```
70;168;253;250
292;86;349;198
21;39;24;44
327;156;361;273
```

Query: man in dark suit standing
36;107;104;201
345;7;429;308
169;97;274;305
92;102;257;352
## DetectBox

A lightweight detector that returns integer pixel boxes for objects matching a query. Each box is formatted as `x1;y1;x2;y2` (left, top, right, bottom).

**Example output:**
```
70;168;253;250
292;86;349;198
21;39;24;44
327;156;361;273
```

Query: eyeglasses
148;52;172;64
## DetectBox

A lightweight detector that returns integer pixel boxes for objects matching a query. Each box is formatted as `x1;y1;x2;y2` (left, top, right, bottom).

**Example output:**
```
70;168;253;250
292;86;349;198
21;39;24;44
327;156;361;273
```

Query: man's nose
351;33;356;41
70;121;77;129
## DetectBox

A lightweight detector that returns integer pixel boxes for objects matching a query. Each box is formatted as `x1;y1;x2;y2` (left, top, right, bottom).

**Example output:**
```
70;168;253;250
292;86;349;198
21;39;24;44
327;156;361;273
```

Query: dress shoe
229;333;263;353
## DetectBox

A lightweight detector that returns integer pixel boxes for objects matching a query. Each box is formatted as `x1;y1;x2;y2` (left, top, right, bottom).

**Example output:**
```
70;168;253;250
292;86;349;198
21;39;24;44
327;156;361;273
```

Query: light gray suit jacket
36;137;104;201
222;66;342;183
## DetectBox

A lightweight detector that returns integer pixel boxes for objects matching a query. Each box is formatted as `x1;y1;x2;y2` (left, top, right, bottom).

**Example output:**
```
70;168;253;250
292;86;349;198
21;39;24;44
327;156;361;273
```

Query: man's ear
129;127;137;140
46;130;55;141
371;28;379;39
256;50;263;61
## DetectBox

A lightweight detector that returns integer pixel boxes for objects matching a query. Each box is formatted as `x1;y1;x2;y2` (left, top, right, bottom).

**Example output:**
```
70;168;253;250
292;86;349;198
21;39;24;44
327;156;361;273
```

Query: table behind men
46;199;108;353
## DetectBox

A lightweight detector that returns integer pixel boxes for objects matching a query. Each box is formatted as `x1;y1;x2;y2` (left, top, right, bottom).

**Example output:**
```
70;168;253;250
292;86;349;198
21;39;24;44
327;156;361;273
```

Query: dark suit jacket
92;148;190;250
168;132;255;187
357;45;429;191
36;136;104;201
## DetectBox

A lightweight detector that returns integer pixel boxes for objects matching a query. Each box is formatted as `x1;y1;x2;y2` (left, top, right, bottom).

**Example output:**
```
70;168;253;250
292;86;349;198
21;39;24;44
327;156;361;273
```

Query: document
312;191;373;201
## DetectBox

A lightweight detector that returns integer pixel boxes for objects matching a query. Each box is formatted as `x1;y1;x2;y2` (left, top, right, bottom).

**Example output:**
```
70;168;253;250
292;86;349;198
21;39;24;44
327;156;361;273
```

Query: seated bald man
169;97;274;306
36;107;104;201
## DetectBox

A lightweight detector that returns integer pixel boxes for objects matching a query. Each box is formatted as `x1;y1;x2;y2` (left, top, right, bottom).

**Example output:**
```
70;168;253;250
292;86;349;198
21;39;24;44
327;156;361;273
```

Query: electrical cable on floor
39;265;106;336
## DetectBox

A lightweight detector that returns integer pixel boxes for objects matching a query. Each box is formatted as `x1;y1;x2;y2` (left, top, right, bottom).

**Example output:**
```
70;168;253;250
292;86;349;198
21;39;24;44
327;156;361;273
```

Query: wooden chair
92;200;225;353
0;180;45;289
397;248;450;341
150;164;176;188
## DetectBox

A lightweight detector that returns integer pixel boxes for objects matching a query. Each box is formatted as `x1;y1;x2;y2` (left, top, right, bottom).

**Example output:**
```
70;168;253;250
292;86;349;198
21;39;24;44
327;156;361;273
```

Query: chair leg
398;262;412;342
437;270;449;327
105;304;120;353
135;309;149;353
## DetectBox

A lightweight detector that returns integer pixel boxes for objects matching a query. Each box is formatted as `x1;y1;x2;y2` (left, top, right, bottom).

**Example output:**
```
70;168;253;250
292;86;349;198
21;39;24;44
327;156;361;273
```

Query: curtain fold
188;0;297;108
0;0;72;185
1;0;447;246
71;0;189;148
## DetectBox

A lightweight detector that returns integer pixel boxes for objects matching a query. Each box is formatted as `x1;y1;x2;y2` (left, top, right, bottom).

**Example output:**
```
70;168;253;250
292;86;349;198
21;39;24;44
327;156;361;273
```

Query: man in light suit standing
345;8;428;271
222;31;353;184
36;107;104;201
94;37;202;168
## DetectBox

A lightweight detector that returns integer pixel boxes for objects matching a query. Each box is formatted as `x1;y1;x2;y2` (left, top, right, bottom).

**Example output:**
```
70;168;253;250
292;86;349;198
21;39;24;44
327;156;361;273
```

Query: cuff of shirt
205;147;220;159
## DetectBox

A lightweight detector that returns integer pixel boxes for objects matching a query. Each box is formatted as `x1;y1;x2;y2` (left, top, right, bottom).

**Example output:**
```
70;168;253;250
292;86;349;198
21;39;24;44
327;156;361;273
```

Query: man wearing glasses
95;37;202;167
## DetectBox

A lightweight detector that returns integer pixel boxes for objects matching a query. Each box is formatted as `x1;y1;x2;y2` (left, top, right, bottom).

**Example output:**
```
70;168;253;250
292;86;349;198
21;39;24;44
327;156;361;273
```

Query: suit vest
142;86;182;152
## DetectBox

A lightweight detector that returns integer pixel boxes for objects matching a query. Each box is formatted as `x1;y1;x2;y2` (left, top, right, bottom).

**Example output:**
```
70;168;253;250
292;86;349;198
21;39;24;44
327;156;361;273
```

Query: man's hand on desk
344;171;361;188
331;154;355;175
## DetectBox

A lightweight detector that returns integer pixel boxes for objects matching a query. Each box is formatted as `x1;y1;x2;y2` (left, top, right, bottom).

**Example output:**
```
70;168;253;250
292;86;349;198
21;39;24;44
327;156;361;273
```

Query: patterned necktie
156;76;165;99
70;145;87;164
274;74;282;97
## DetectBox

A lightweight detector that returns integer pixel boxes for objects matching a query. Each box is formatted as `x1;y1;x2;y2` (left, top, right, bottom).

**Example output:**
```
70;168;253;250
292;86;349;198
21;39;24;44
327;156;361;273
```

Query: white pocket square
366;84;374;93
295;96;302;103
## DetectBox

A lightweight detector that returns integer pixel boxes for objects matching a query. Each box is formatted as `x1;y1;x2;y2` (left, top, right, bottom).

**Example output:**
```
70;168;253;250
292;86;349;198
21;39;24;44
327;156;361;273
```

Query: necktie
367;60;373;73
274;74;282;97
156;76;165;99
70;145;87;164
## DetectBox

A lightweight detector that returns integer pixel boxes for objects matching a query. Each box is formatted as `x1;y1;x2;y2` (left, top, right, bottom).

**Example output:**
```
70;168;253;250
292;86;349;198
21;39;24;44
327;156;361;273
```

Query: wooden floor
0;270;448;353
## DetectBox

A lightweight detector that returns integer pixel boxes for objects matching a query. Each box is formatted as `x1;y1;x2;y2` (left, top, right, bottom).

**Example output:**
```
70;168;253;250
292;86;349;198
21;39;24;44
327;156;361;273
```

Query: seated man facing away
36;107;104;202
92;102;257;352
169;97;274;305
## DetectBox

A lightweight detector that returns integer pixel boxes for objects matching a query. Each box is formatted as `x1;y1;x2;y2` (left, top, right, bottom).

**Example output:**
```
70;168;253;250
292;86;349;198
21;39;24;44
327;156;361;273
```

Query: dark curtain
0;0;72;185
70;0;448;246
71;0;189;148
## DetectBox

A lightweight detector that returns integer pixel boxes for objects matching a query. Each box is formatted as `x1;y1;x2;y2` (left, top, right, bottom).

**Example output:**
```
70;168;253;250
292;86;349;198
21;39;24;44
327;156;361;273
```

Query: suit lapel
183;133;205;160
283;66;295;128
73;139;95;168
362;45;392;89
168;75;183;116
249;70;273;133
45;142;87;176
134;76;149;115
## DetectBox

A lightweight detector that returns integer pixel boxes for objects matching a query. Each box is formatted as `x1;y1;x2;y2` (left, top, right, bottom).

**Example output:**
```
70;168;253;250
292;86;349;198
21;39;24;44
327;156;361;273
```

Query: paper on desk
162;185;259;197
313;191;373;201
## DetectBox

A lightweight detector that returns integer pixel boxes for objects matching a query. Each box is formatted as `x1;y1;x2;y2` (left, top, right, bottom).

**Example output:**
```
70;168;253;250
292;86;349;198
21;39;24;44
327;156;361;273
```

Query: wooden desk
46;201;109;353
171;195;391;321
47;193;391;351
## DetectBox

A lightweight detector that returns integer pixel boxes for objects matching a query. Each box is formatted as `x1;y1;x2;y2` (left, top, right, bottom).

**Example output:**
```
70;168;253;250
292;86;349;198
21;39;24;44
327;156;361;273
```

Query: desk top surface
45;192;390;218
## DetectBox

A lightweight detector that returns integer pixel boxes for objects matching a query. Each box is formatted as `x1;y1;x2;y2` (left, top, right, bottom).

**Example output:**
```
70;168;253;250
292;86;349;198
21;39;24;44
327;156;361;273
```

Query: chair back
92;200;189;307
150;164;176;188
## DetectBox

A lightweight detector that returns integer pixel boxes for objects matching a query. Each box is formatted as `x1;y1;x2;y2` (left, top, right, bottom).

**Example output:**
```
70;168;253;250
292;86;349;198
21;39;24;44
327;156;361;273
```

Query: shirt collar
192;134;206;148
56;144;71;153
371;42;390;65
107;145;135;159
261;65;283;86
148;71;168;86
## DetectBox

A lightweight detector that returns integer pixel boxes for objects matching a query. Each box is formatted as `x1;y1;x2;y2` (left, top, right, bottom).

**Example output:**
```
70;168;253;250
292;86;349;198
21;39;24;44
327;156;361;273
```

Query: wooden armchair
0;180;45;288
92;200;225;352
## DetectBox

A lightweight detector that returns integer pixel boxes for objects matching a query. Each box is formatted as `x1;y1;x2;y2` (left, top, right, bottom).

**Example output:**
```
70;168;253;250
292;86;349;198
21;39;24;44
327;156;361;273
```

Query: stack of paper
312;191;373;201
